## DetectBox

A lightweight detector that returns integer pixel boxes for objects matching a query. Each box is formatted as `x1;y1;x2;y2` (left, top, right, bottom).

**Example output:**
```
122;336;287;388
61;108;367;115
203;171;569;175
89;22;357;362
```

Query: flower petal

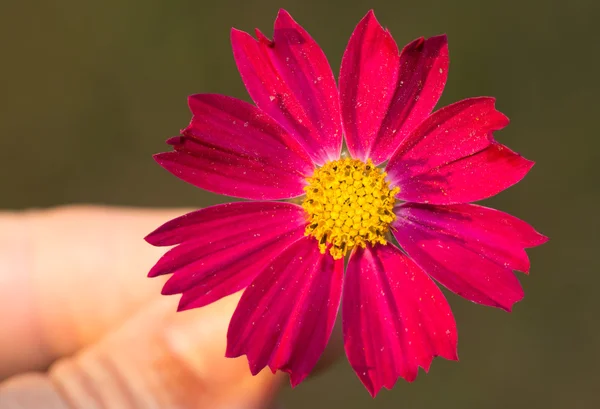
145;202;308;310
392;203;542;311
339;10;400;162
397;203;548;273
341;25;448;165
231;9;342;165
226;236;343;386
155;94;314;200
372;35;449;163
343;244;457;397
386;97;532;204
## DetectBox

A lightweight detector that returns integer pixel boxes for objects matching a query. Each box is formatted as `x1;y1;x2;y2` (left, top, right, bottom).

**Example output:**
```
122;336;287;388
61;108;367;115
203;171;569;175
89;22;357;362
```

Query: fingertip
0;373;71;409
0;206;189;378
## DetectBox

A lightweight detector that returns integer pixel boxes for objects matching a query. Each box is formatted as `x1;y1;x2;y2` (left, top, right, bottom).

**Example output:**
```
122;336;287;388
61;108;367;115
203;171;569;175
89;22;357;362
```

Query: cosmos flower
146;9;547;396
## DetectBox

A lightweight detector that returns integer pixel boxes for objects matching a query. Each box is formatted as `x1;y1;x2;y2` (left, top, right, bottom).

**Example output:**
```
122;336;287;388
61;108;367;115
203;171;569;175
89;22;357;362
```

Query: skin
0;206;341;409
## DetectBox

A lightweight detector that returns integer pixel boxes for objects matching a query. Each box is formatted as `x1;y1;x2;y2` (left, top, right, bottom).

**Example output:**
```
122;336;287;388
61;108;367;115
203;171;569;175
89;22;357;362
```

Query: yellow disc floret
302;158;400;260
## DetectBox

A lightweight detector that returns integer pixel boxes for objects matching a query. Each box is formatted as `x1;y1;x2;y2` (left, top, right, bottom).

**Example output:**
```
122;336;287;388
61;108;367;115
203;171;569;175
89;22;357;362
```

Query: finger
0;205;345;385
0;206;188;378
0;294;282;409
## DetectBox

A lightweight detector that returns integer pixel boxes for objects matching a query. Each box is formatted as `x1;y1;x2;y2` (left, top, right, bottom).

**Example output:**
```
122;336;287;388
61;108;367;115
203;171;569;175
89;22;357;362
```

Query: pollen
302;158;400;259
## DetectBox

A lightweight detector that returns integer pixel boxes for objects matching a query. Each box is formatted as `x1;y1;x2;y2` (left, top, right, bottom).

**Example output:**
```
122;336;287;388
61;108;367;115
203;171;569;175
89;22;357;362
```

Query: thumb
0;294;283;409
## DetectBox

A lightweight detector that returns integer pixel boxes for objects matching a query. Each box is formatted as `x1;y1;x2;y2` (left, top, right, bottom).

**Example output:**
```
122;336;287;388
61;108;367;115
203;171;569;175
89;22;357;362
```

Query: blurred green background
1;0;597;407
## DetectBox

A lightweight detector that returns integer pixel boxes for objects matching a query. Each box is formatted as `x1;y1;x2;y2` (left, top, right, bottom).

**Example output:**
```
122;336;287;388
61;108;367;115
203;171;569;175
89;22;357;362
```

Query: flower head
146;9;547;396
303;157;399;258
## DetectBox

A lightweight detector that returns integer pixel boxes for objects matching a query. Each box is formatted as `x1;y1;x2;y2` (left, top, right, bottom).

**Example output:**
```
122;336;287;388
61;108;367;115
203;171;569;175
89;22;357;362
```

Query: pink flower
146;9;547;396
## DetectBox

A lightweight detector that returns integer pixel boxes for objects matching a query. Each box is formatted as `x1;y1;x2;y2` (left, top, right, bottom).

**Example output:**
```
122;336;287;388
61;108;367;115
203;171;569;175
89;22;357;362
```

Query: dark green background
2;0;597;407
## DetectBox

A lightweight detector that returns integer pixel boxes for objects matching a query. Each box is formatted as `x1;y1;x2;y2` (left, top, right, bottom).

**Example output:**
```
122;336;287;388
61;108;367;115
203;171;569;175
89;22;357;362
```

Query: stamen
302;158;400;259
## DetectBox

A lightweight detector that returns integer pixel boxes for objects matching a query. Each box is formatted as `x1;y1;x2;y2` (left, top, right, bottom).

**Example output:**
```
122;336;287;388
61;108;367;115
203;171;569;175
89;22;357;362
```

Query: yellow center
302;158;400;260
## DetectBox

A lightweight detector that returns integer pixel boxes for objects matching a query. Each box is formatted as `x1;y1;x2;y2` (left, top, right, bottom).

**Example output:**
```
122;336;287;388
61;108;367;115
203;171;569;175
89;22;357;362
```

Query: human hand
0;206;337;408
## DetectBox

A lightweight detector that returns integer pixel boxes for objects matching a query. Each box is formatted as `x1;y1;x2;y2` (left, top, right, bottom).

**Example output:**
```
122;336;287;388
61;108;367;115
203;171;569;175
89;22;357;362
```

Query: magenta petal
231;9;342;165
145;201;307;247
343;244;457;397
392;203;540;311
397;203;548;273
339;10;400;162
370;35;449;164
155;94;314;200
386;97;532;204
145;202;307;310
226;236;343;386
339;15;448;165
